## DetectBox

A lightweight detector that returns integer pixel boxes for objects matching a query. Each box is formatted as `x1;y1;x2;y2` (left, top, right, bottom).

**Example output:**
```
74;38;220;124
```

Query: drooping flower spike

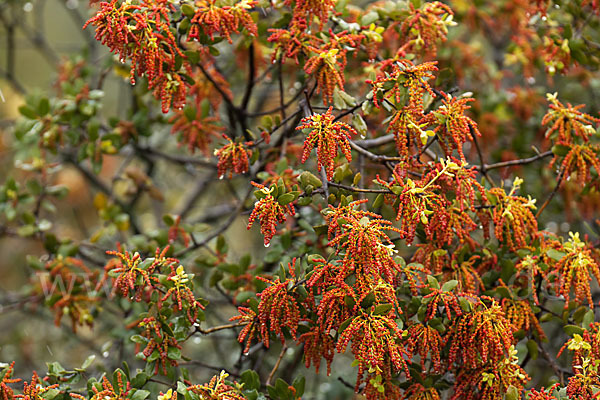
296;107;357;180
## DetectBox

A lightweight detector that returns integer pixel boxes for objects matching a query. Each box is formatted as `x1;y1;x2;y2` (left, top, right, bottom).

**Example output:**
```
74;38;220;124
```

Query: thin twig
348;140;404;163
277;54;286;121
537;339;565;386
175;186;252;257
354;134;395;148
536;167;565;218
469;124;495;186
328;181;390;194
480;151;553;171
196;322;242;335
266;345;287;386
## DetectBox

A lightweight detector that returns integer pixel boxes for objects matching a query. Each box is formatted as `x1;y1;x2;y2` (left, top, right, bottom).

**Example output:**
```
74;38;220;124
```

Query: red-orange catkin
297;107;357;179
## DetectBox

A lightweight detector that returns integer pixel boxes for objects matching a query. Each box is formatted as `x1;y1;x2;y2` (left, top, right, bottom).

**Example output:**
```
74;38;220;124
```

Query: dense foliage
2;0;600;399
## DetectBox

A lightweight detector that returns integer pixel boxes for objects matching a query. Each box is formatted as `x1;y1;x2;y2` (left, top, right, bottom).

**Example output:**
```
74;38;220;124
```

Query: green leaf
299;171;322;188
344;295;356;308
360;11;379;25
181;4;196;17
546;249;566;261
216;235;227;254
177;381;188;395
372;193;384;209
338;317;353;333
505;385;519;400
130;335;147;344
459;297;472;313
360;292;376;308
551;144;571;157
130;389;150;400
184;50;199;65
333;88;346;110
297;196;312;206
539;312;554;323
526;339;539;360
441;280;458;292
38;97;50;116
130;372;149;388
147;350;160;362
17;225;37;237
40;388;60;400
564;324;585;337
261;115;274;132
278;193;296;206
18;105;38;119
427;275;440;290
275;379;288;398
167;346;181;360
266;385;278;399
235;291;254;304
583;309;595;329
372;303;393;315
241;370;261;391
180;73;195;85
81;355;95;370
495;286;512;299
162;214;175;226
352;113;367;137
292;376;305;397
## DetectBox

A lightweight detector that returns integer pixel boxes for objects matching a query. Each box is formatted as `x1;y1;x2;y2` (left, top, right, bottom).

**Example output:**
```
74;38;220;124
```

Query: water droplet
407;244;411;247
264;242;271;248
243;352;249;356
219;175;224;180
479;225;483;229
102;351;109;358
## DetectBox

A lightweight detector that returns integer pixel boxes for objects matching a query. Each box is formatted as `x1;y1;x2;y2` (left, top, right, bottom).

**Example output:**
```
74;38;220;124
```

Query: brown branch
175;186;252;257
177;171;218;218
277;55;286;121
354;134;395;148
536;166;566;218
197;62;235;108
469;124;495;186
241;42;255;111
266;345;287;386
196;322;242;334
479;151;553;171
246;81;306;118
328;181;391;194
348;140;403;163
537;338;565;386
